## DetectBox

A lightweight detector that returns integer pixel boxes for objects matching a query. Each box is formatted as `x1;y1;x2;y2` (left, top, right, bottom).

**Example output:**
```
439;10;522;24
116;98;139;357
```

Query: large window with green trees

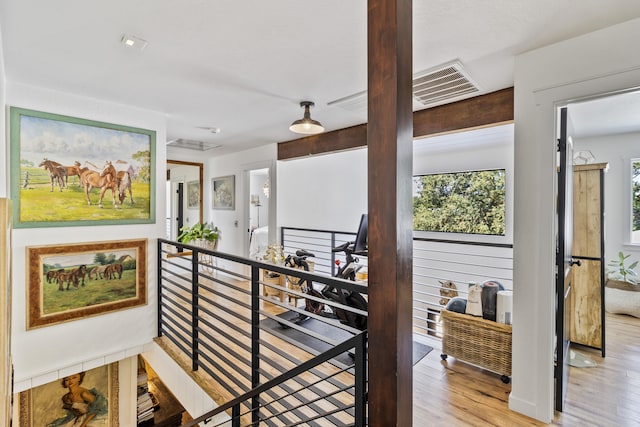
633;160;640;244
413;169;506;235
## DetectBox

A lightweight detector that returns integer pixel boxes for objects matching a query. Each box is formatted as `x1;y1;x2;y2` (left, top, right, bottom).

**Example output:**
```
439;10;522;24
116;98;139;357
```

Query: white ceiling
2;1;640;156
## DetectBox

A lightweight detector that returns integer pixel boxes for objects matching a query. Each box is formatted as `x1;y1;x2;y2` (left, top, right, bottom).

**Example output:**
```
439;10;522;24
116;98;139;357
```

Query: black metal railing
157;238;369;426
280;227;368;278
281;227;513;339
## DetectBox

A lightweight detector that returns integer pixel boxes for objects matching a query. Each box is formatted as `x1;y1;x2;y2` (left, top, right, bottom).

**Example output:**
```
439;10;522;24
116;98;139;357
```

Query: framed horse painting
9;107;156;228
26;239;147;329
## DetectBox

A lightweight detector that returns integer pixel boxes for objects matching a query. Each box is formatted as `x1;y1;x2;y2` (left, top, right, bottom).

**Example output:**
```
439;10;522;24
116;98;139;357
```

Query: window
633;159;640;244
412;169;506;235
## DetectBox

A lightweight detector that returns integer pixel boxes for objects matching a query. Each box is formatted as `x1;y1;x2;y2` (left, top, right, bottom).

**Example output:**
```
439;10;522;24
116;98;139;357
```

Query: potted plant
606;251;640;318
606;251;638;290
177;222;220;250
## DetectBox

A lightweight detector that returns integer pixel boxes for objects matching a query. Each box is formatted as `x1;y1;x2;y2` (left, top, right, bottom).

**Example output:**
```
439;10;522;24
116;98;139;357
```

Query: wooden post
367;0;413;426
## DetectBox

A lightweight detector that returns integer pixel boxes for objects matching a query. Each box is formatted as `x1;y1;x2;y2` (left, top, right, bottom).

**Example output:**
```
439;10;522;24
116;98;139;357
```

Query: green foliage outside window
413;169;506;235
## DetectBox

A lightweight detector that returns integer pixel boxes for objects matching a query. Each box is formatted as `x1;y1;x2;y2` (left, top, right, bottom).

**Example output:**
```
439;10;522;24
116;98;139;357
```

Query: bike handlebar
296;249;315;258
332;241;353;253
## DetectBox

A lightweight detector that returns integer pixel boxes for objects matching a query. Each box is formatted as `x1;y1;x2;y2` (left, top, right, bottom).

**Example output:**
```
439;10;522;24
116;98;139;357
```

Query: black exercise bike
284;242;368;330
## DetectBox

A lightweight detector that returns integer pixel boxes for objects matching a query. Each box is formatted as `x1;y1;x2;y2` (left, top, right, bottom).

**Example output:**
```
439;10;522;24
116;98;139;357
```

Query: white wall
513;17;640;422
206;144;277;265
574;133;640;261
6;82;166;387
278;148;367;233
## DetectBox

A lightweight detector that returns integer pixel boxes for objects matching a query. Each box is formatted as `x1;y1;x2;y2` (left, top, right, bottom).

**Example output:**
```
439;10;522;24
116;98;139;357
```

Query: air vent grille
412;64;479;105
328;60;480;110
167;139;222;151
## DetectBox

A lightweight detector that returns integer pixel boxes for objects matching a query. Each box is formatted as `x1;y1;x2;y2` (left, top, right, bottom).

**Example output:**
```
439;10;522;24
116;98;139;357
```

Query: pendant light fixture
289;101;325;135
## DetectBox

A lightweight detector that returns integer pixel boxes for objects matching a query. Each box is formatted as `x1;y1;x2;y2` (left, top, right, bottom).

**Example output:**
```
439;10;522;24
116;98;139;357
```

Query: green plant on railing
177;222;220;244
607;251;638;284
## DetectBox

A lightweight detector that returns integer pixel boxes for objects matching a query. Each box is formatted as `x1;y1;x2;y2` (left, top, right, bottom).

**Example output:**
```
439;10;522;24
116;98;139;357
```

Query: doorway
166;160;203;240
245;163;274;260
554;88;640;412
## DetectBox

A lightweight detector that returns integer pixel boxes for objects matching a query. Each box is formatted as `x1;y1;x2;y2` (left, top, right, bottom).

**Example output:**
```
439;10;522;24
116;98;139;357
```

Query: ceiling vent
328;60;480;111
412;61;480;106
167;139;222;151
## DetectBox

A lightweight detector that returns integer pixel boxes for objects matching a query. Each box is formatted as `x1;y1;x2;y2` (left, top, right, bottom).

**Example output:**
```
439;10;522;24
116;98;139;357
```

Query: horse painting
39;158;67;192
75;161;119;209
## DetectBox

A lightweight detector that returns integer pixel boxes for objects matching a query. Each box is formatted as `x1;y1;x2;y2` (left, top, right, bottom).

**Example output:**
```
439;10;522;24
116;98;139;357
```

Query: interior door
176;182;184;236
166;160;204;240
555;107;576;411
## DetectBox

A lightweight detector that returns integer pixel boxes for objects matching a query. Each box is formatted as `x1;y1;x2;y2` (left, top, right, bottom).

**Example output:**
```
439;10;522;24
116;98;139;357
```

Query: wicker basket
441;309;512;378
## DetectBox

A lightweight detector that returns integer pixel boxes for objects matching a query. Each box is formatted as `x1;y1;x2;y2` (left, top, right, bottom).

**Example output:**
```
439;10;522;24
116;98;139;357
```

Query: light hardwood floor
157;266;640;426
413;312;640;426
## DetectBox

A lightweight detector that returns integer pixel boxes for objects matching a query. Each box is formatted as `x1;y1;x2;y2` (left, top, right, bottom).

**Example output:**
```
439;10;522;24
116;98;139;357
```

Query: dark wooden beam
277;87;513;160
277;123;367;160
367;0;413;426
412;86;513;137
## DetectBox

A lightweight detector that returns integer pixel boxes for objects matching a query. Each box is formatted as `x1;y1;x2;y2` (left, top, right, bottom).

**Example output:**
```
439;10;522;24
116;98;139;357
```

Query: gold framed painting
19;363;118;427
27;239;147;329
10;107;156;229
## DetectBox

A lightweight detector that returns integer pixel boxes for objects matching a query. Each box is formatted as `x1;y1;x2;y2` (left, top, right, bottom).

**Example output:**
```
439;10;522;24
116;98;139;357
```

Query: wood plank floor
157;266;360;426
157;263;640;426
413;312;640;426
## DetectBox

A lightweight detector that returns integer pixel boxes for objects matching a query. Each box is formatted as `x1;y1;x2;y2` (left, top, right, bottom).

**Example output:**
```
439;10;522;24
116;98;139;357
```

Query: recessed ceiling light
120;34;148;51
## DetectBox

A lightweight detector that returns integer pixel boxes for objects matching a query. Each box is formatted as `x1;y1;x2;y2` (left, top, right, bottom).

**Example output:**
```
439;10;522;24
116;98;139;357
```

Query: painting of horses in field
27;239;147;329
9;107;156;228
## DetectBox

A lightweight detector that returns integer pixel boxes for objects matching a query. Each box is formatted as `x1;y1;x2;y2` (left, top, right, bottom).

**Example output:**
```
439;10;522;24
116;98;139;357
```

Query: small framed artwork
212;175;235;210
26;239;147;329
187;180;200;210
9;107;156;229
19;363;118;427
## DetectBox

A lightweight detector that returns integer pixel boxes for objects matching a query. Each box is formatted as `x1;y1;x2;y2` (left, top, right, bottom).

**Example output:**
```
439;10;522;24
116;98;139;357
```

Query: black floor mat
261;310;433;367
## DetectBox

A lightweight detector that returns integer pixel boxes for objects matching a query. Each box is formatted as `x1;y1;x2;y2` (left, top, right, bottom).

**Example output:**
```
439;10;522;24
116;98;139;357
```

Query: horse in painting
45;159;82;187
104;263;124;280
88;265;107;280
75;161;119;209
116;171;134;205
56;265;87;291
39;159;67;192
46;268;64;284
